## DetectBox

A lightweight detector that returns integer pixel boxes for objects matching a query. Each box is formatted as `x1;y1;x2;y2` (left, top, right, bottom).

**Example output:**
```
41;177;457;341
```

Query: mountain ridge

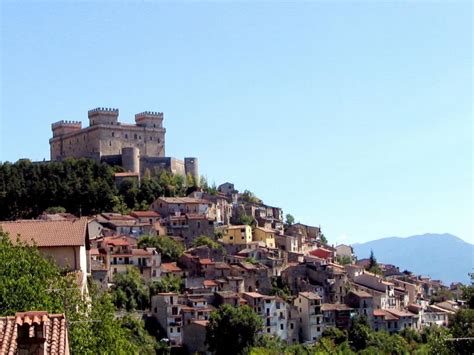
352;233;473;285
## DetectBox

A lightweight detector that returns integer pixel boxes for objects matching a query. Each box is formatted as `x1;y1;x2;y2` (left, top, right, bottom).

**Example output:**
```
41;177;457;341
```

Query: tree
150;274;183;295
322;327;348;345
285;214;295;227
367;249;381;274
348;316;372;351
192;235;223;250
449;308;474;354
111;267;149;311
336;255;352;266
240;190;261;204
462;272;474;308
206;304;263;355
44;206;66;214
238;213;255;226
319;233;328;245
138;235;184;262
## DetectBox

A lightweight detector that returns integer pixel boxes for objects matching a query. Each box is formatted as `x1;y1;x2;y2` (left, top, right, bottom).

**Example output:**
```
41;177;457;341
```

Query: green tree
206;304;263;355
111;267;149;311
238;213;255;226
319;233;328;245
348;316;372;351
462;272;474;308
336;255;352;265
240;190;261;204
285;214;295;227
192;235;223;250
150;274;184;295
44;206;67;214
322;327;348;345
120;315;158;354
449;308;474;354
138;235;184;262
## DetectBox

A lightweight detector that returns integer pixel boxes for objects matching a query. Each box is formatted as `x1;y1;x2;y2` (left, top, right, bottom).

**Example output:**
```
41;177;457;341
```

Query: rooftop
0;312;68;354
0;218;88;247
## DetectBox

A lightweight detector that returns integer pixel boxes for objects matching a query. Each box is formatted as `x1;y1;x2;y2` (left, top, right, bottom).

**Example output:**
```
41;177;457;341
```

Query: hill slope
352;233;473;284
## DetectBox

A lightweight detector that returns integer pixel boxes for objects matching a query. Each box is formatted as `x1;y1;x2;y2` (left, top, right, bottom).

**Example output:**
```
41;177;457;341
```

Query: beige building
221;225;252;245
0;218;90;287
294;292;324;342
253;227;276;248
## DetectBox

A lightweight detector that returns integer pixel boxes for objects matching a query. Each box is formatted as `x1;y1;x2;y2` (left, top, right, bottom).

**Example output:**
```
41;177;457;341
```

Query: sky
1;1;472;245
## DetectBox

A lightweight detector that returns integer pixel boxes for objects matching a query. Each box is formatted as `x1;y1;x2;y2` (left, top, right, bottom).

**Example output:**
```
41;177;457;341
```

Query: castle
49;107;199;183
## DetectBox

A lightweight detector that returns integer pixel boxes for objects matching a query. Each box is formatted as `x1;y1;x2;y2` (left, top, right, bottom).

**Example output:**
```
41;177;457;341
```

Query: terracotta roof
104;236;132;247
203;280;218;287
373;309;399;320
199;259;214;265
243;292;264;299
161;263;182;272
385;309;415;318
0;218;88;247
0;312;68;354
130;211;160;218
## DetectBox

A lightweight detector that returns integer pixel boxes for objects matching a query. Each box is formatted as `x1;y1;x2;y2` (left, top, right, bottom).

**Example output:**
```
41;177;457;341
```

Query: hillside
353;233;473;284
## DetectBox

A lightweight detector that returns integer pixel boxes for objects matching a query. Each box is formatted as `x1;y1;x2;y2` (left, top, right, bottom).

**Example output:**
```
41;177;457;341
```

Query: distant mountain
352;233;473;285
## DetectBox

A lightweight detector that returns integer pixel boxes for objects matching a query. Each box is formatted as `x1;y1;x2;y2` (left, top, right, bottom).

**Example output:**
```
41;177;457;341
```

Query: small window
112;132;115;137
280;324;284;330
125;134;128;139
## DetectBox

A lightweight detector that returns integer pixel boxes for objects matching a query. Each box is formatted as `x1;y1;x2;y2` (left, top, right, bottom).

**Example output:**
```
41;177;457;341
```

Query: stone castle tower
49;107;198;182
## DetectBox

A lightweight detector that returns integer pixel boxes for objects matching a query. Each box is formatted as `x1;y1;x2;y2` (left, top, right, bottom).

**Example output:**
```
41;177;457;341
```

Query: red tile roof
0;312;68;354
199;258;214;265
161;262;182;272
130;211;160;218
0;218;88;247
203;280;218;287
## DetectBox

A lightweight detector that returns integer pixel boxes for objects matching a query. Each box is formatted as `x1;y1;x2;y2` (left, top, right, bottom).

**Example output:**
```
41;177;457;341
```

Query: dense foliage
138;235;185;262
111;267;149;311
206;304;263;355
0;158;193;220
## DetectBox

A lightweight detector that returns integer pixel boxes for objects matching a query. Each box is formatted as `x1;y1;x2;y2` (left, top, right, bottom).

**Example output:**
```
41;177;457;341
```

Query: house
0;218;90;287
221;225;253;245
385;309;416;331
345;289;374;319
161;262;185;278
275;234;299;253
151;293;183;346
165;213;215;246
129;210;161;225
335;244;354;260
241;292;289;341
294;292;324;342
151;197;216;220
372;309;400;333
352;271;396;309
308;247;334;262
321;303;354;330
95;213;151;236
99;236;161;281
253;227;276;248
0;311;70;354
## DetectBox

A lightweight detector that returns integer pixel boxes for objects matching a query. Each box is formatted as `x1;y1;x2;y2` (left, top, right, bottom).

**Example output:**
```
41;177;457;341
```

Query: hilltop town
0;107;471;354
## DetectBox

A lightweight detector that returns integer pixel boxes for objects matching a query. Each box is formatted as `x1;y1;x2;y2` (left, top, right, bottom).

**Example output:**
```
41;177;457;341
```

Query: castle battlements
88;107;119;115
135;111;164;119
51;120;82;129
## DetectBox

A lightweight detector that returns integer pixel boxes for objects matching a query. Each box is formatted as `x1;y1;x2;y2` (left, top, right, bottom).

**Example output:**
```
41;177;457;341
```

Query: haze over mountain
352;233;473;285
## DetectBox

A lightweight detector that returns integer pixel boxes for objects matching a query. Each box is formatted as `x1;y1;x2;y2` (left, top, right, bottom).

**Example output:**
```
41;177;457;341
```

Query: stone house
151;293;183;346
294;292;324;343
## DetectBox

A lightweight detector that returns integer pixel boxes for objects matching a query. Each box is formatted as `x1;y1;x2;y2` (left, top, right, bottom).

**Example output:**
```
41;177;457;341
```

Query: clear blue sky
1;1;472;245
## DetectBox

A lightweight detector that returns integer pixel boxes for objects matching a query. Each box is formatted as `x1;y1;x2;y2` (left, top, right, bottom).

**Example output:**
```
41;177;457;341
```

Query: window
317;327;320;332
112;132;115;137
125;134;128;139
267;328;270;333
134;134;137;139
280;324;284;330
177;327;181;333
290;323;294;330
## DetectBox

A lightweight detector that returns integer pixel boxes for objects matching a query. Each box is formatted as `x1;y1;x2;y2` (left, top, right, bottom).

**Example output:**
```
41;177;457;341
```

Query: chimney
16;311;48;355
